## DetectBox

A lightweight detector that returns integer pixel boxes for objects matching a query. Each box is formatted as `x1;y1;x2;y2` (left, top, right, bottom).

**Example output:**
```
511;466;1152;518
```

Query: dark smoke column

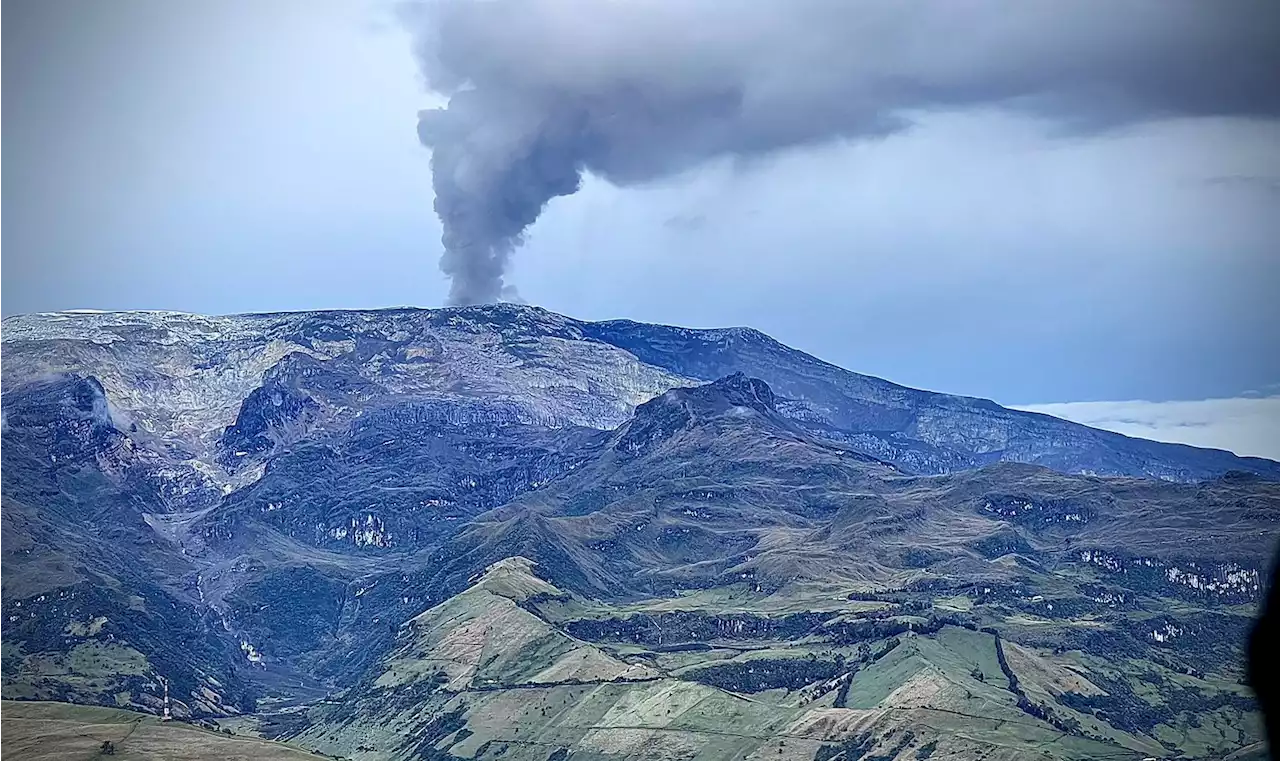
418;90;586;305
403;0;1279;305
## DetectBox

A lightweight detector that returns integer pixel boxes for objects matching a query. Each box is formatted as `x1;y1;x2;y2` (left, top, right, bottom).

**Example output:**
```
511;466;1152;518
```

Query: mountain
4;306;1276;483
2;305;1278;760
0;375;256;716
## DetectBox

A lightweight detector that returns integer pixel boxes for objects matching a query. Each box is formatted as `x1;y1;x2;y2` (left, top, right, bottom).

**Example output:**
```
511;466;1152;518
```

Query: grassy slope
280;558;1248;761
0;701;324;761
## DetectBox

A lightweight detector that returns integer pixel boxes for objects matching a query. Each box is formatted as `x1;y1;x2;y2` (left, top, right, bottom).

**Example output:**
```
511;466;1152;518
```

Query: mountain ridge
4;305;1275;483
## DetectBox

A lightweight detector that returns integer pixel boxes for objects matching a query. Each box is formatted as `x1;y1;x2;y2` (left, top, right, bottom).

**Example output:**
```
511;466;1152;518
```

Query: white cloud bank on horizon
1015;396;1280;462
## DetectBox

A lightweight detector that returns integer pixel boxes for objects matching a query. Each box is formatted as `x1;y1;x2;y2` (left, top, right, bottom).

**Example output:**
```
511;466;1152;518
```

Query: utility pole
159;676;172;721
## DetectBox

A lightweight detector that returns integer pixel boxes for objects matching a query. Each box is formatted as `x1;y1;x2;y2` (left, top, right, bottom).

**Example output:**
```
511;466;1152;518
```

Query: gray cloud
400;0;1280;304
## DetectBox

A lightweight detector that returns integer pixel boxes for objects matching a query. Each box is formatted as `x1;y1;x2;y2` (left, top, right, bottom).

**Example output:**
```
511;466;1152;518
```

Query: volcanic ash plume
401;0;1280;305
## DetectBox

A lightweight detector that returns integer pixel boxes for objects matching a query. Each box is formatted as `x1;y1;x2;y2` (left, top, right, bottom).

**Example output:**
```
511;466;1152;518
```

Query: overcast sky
3;0;1279;456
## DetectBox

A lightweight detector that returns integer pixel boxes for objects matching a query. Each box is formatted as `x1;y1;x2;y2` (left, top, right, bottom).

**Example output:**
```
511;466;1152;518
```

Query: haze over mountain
2;306;1277;760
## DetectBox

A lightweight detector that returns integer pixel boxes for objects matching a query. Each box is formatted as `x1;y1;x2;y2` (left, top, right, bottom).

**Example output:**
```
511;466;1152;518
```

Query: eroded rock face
1;374;221;511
